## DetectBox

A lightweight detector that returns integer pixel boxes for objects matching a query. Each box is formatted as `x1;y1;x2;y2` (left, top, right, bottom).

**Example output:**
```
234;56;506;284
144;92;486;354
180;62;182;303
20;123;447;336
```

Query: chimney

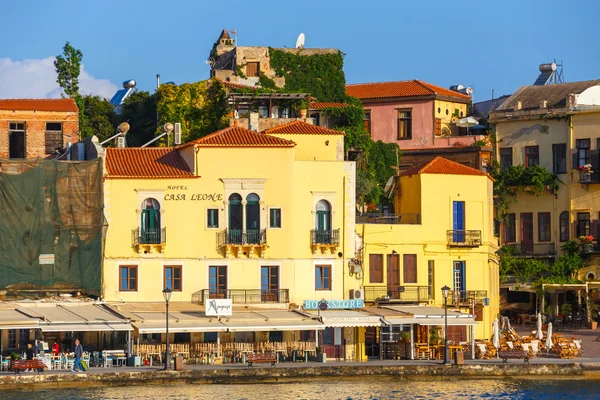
540;100;548;109
516;101;522;110
249;112;259;131
567;93;578;109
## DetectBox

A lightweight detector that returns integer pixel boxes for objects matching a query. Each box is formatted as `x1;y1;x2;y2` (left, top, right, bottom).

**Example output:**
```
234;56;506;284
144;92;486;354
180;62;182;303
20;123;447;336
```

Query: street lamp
163;287;172;370
441;285;451;366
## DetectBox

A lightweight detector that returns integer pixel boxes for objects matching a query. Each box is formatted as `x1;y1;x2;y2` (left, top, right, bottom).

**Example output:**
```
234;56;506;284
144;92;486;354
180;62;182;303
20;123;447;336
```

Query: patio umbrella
492;317;500;352
545;322;553;355
536;313;544;340
455;116;479;127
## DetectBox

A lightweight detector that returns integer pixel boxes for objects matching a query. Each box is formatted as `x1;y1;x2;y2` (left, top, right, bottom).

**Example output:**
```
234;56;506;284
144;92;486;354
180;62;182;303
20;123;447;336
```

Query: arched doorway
228;193;243;244
246;193;260;244
316;200;331;244
141;198;160;244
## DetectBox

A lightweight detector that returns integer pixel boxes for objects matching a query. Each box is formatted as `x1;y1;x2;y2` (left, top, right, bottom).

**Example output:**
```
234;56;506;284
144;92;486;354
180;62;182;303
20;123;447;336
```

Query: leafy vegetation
78;95;118;142
491;164;561;221
54;42;82;98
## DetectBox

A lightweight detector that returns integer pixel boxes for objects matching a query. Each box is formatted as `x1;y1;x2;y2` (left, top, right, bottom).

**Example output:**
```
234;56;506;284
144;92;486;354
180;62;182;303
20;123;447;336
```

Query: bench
11;360;48;375
498;350;529;364
246;354;276;367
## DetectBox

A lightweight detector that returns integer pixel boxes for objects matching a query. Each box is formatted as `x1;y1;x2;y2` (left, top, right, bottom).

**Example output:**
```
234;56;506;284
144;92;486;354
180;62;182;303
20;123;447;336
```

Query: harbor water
3;378;599;399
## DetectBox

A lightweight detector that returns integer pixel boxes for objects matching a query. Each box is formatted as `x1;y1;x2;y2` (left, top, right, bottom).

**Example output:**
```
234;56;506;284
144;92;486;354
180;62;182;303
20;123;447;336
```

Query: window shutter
591;150;600;169
403;254;417;283
369;254;383;283
572;151;578;169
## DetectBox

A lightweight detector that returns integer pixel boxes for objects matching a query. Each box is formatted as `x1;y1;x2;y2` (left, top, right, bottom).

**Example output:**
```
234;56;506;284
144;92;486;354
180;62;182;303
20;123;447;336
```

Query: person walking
25;343;34;372
72;338;84;373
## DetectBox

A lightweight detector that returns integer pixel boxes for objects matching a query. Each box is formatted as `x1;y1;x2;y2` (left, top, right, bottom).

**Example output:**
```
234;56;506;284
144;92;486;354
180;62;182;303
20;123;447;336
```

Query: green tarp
0;158;104;294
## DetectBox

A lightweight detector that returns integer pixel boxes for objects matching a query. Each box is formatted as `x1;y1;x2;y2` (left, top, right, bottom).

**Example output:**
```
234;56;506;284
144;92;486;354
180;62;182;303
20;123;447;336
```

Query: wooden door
520;213;533;253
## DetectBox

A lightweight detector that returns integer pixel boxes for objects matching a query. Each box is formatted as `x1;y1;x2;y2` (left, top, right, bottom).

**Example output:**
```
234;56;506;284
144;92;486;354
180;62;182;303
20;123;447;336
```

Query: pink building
346;80;491;171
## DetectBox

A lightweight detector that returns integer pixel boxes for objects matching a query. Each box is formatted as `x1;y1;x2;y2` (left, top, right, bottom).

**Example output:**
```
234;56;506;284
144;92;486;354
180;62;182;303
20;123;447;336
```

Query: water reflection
6;378;599;400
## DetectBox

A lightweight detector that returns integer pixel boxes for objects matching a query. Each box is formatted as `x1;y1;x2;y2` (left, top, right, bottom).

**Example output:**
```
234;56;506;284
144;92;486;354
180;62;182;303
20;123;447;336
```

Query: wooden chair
415;344;430;360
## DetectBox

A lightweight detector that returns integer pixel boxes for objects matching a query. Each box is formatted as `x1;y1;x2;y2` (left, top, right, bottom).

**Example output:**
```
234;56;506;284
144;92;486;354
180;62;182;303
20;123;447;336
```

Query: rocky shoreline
2;363;600;390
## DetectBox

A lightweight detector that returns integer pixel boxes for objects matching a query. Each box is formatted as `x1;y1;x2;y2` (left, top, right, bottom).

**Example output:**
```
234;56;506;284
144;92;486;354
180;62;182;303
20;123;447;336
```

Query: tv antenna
295;33;305;49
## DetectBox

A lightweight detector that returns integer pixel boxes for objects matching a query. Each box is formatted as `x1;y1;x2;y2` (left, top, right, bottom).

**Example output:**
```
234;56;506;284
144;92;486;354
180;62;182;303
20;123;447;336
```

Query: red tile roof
309;101;349;110
399;157;489;178
263;120;344;135
220;80;257;91
345;80;470;100
105;148;194;178
180;126;296;148
0;98;78;112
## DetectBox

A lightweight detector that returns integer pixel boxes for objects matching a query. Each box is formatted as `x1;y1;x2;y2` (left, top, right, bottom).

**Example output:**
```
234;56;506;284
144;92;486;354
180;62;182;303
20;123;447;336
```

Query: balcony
508;243;556;258
131;227;166;250
311;229;340;246
217;229;267;257
447;290;488;307
579;171;600;184
192;289;289;304
582;243;600;254
447;230;482;247
364;285;429;303
355;213;421;225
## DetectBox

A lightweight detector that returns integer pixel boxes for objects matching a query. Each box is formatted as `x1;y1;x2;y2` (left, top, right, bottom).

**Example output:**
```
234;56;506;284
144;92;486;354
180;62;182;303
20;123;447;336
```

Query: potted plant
297;100;308;118
579;235;594;252
315;346;326;363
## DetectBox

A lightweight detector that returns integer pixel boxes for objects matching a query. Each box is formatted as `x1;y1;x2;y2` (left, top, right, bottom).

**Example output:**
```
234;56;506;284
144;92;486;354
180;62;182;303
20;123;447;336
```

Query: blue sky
1;0;599;102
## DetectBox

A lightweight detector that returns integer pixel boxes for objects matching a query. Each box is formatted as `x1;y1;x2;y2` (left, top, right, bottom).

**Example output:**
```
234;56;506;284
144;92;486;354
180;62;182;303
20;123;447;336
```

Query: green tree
120;91;158;147
54;41;83;98
79;95;118;142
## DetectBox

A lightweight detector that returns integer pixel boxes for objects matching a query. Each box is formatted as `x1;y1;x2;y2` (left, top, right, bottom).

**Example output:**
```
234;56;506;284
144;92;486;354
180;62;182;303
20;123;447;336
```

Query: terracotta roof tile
180;126;296;148
263;120;344;135
399;156;488;178
0;98;78;112
220;80;257;91
345;80;470;100
309;101;349;109
105;148;194;178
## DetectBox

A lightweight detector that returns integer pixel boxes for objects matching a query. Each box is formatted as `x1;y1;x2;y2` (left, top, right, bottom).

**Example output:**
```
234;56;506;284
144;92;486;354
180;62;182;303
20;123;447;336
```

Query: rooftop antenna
141;123;174;148
295;33;305;49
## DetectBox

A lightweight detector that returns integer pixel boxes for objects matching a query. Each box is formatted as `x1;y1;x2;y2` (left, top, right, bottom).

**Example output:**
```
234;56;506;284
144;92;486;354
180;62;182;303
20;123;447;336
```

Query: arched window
228;193;243;244
140;198;160;244
559;211;569;242
246;193;260;244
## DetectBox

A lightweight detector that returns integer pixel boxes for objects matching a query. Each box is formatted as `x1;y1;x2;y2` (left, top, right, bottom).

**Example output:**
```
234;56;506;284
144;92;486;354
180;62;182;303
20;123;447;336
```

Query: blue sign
483;298;489;306
303;299;364;310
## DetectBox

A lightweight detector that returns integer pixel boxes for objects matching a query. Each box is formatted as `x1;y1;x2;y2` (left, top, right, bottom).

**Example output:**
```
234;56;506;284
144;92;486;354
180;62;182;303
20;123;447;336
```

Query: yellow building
356;157;499;350
491;81;600;282
102;121;374;360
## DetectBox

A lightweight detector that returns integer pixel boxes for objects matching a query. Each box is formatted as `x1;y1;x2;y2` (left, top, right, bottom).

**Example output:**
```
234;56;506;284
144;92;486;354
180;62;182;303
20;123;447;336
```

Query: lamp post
441;285;451;365
163;287;172;370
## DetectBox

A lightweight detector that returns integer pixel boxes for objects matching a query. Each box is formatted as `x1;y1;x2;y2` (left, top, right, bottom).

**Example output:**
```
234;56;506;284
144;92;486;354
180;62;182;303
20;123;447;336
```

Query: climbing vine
491;164;561;221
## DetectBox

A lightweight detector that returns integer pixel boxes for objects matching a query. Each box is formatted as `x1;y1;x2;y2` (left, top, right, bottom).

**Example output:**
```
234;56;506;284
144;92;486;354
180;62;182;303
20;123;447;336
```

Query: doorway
9;131;25;159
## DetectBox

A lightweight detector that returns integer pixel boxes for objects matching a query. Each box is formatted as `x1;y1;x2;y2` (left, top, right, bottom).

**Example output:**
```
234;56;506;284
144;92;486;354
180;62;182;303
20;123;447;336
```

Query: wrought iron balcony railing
192;289;289;304
508;243;556;257
447;290;488;307
131;227;166;246
363;285;429;303
216;229;267;247
447;230;482;247
355;213;421;225
311;228;340;245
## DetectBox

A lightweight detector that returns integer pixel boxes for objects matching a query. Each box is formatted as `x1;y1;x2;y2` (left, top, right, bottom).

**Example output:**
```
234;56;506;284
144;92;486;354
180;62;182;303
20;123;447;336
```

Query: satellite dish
295;33;305;49
384;176;395;194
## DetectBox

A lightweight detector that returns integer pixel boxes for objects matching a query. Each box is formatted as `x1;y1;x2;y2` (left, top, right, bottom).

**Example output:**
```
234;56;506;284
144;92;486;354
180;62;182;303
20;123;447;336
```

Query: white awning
221;310;324;332
40;323;133;332
0;309;40;329
415;318;477;326
307;310;382;328
131;311;226;333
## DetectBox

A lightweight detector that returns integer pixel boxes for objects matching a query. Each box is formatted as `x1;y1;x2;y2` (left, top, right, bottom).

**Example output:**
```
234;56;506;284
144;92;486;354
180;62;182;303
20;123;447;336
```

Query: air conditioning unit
117;136;125;148
174;123;181;145
349;289;364;300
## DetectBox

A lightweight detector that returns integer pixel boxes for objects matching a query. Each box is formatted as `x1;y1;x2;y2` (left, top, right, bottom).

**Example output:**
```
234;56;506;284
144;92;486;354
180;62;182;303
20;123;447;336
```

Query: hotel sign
303;299;364;310
39;254;55;265
205;299;233;316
